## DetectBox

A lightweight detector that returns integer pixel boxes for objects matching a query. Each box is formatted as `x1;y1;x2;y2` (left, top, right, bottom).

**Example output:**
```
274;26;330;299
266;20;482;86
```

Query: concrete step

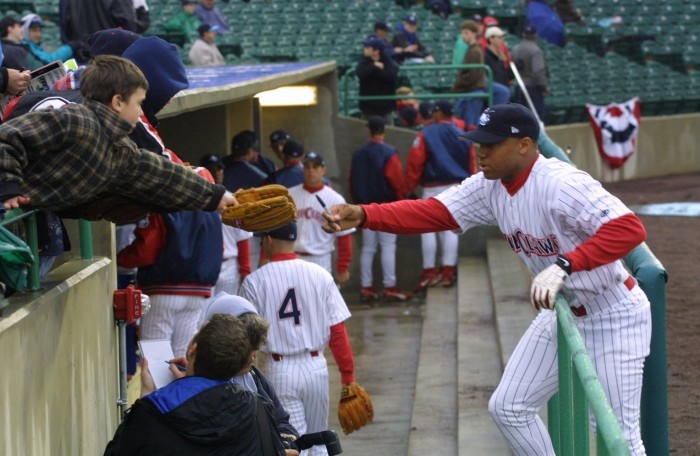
457;256;512;455
407;284;458;456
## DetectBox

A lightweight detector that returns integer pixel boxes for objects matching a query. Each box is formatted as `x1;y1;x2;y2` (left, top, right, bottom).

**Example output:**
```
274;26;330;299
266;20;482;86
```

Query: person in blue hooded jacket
21;14;75;65
104;313;297;456
391;14;435;64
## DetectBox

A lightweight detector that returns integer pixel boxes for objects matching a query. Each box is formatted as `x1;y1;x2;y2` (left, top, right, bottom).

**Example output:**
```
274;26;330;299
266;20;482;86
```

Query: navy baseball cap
270;129;290;144
264;222;297;241
523;25;537;36
405;14;418;24
231;130;258;154
434;100;453;116
198;23;220;36
419;101;435;118
282;139;304;158
374;20;392;31
367;115;386;132
199;154;223;167
462;104;540;144
362;35;385;52
303;151;325;166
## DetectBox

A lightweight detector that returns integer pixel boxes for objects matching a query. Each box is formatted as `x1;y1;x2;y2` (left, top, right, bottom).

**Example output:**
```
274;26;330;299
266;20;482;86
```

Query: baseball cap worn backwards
265;222;297;241
374;20;392;31
282;139;304;158
463;104;540;144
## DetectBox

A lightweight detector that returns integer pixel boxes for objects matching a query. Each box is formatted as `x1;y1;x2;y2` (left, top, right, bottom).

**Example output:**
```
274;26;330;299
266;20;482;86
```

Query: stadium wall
0;221;118;455
547;113;700;182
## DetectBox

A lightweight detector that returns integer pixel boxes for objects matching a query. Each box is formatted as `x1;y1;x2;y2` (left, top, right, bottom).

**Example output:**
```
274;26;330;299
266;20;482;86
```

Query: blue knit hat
122;36;189;115
87;28;140;58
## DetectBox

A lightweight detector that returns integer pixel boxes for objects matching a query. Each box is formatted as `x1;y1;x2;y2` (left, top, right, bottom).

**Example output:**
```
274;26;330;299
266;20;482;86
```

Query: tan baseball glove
338;382;374;435
221;185;296;232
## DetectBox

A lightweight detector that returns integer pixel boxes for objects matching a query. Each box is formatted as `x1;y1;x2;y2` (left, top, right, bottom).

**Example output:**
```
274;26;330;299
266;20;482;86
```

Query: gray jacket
511;39;548;89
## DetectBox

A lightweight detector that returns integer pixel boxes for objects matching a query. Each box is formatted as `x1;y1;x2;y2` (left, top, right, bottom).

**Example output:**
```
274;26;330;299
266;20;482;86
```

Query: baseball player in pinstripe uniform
240;222;356;456
215;225;252;295
288;152;355;287
323;104;651;455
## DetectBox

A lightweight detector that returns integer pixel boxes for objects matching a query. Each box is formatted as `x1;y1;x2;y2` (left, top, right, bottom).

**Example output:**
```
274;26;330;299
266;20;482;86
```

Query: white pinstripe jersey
288;184;356;255
239;257;351;355
221;225;253;260
437;155;640;311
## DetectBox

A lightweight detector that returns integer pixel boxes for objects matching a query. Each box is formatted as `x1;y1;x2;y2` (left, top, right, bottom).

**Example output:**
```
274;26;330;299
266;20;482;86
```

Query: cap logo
511;126;520;133
478;112;491;126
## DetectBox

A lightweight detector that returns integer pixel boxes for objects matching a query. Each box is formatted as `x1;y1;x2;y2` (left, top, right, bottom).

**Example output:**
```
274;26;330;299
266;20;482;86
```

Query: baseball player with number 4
323;103;651;455
241;222;370;455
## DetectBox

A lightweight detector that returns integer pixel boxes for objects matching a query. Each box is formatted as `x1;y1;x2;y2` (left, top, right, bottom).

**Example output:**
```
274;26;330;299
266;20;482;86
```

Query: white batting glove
530;256;571;310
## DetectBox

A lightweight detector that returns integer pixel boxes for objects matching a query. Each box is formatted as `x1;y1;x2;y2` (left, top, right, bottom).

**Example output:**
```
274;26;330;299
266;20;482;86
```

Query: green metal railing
340;63;494;116
548;296;631;456
0;209;94;293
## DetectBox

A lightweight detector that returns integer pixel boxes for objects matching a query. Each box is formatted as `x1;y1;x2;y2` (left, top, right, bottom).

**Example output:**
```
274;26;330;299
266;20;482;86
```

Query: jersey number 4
278;288;301;325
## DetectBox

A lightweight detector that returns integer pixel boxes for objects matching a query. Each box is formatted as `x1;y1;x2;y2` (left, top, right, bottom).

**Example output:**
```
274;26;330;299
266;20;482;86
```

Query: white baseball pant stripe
488;292;651;456
139;295;205;358
214;259;240;295
264;352;329;456
298;253;332;274
360;229;397;288
422;185;459;268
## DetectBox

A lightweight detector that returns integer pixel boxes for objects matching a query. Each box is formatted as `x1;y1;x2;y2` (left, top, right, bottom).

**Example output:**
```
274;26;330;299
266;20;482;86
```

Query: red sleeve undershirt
565;213;646;272
328;322;355;384
116;215;167;268
336;234;353;274
362;197;460;234
362;199;646;272
384;154;406;200
405;132;427;195
236;239;251;278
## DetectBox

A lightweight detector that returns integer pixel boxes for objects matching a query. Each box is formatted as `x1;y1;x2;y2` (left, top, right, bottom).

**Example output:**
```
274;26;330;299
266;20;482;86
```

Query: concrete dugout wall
0;221;118;454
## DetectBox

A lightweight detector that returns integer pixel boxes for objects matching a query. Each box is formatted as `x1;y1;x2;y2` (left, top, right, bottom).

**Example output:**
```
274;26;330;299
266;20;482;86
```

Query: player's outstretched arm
322;204;365;233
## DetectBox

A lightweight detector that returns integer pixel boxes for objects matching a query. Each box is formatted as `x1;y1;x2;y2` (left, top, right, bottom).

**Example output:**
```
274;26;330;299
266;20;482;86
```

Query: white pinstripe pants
421;185;459;268
139;294;205;358
360;229;397;288
488;290;651;456
214;259;240;295
263;352;329;456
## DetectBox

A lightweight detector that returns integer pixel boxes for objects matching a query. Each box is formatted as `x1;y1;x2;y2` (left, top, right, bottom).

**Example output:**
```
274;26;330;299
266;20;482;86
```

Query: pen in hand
315;195;340;230
165;360;187;372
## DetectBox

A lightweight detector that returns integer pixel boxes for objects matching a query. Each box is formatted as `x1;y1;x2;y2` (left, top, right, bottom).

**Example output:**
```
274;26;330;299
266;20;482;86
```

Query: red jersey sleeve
336;234;353;274
116;215;167;268
384;153;406;200
405;132;428;195
237;239;251;278
566;213;646;272
328;322;355;384
361;198;460;234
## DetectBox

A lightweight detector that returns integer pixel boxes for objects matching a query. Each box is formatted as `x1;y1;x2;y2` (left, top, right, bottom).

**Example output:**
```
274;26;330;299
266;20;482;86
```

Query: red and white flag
586;97;641;169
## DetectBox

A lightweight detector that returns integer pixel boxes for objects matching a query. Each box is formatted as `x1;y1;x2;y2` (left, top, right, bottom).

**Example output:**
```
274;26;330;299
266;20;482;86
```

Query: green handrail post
573;370;590;455
548;393;561;454
79;219;93;260
25;211;40;290
557;315;576;455
624;243;669;455
554;296;631;455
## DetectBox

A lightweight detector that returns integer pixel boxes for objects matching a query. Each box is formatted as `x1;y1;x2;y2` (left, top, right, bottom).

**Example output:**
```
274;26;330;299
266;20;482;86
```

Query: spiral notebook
138;339;177;389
